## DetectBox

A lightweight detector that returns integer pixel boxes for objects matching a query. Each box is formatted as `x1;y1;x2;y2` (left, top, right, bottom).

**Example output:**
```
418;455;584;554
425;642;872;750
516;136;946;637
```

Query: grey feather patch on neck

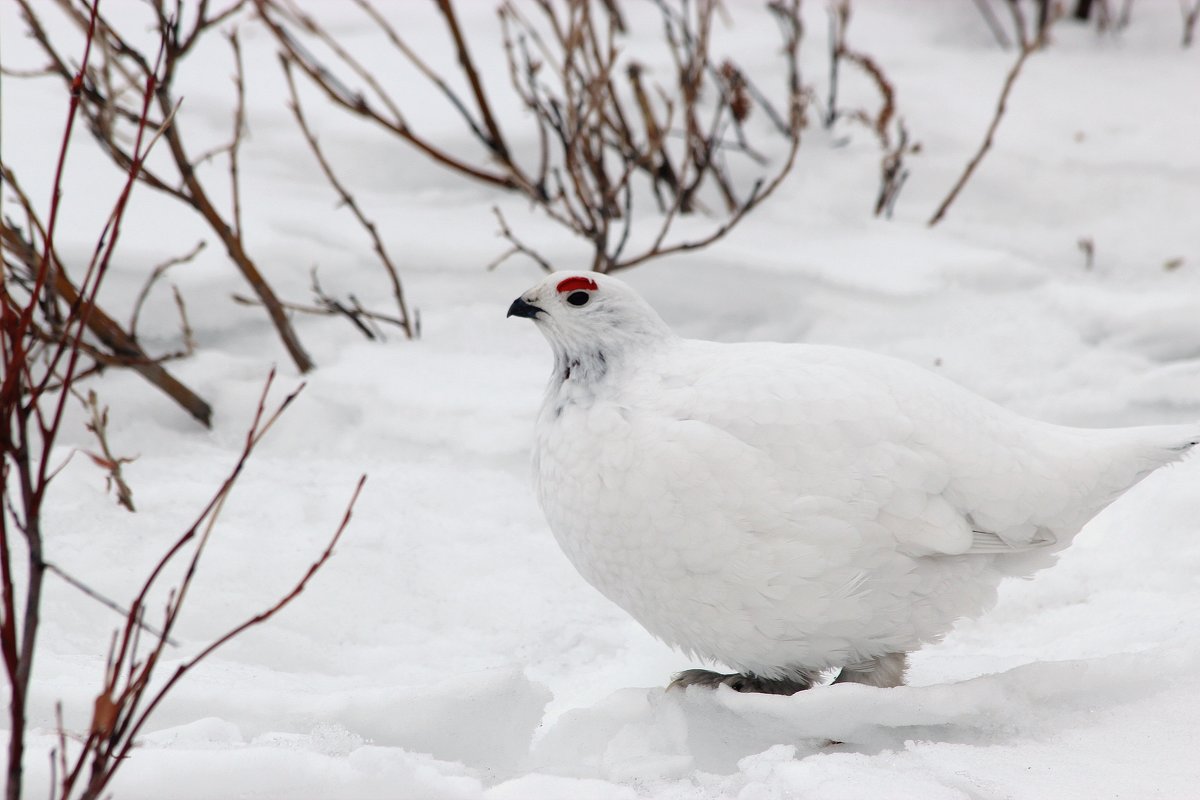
558;349;607;384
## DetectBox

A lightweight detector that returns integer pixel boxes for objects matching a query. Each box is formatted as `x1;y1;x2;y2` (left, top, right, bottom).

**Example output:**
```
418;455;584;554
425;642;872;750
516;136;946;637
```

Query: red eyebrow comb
556;276;599;293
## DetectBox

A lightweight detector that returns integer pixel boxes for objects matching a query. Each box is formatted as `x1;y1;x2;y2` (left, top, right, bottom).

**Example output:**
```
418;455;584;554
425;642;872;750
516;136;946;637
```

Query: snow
2;1;1199;798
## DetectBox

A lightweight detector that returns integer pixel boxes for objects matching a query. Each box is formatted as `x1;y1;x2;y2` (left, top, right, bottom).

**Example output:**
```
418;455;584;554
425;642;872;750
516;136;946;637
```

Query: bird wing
638;341;1196;559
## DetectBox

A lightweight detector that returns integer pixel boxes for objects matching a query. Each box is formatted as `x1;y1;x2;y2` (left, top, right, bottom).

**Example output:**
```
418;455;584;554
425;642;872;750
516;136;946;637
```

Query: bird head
507;271;674;382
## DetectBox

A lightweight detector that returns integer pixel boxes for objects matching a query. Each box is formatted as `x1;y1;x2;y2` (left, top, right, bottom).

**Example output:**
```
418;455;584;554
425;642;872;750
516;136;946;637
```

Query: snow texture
2;1;1199;798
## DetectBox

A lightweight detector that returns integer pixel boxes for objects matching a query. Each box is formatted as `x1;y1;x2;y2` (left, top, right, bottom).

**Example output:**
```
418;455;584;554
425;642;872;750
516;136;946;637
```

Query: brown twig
94;472;365;798
128;239;206;341
928;6;1048;227
1184;0;1200;46
0;6;168;797
42;562;176;646
172;286;197;355
280;57;414;339
824;5;896;144
79;389;136;512
875;120;913;218
227;29;248;238
1078;236;1095;269
16;0;316;374
260;0;807;274
434;0;513;165
257;0;519;191
231;268;411;340
820;1;915;217
54;365;366;799
973;0;1014;47
0;215;213;426
487;207;555;273
824;1;849;127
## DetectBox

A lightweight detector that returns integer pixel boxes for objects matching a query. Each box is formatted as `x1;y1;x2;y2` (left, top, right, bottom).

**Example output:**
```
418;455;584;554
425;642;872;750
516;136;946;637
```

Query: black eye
566;291;590;307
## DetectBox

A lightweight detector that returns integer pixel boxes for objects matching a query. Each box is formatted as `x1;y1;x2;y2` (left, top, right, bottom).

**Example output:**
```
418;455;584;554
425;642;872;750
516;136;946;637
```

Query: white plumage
508;271;1198;693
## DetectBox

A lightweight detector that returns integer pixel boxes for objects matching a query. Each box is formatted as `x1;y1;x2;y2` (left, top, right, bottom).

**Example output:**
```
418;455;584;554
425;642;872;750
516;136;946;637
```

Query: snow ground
2;1;1200;798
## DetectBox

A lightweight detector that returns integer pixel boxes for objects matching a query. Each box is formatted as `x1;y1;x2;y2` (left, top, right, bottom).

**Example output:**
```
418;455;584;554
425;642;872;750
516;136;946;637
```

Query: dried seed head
720;60;751;123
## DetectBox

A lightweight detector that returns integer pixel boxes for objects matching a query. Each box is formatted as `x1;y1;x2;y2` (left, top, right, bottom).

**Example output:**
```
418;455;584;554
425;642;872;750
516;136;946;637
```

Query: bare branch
227;28;248;238
83;473;367;799
928;19;1046;227
79;389;136;512
128;239;206;341
281;57;414;339
972;0;1014;48
43;562;176;645
260;0;807;273
487;207;555;273
231;268;412;340
1184;0;1200;46
256;0;519;191
15;0;316;374
0;206;213;426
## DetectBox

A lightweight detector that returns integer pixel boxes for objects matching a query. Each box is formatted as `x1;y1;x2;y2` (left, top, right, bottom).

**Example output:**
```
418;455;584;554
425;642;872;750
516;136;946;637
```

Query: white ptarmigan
508;271;1199;694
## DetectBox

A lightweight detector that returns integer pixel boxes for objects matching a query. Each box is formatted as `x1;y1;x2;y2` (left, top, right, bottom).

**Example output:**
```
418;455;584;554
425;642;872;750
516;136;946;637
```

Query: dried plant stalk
823;0;915;217
55;371;365;800
928;3;1052;226
13;0;316;373
280;58;415;338
2;7;161;796
256;0;808;273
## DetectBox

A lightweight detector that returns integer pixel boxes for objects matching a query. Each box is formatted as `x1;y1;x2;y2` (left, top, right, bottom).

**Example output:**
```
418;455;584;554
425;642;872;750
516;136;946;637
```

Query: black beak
507;297;543;319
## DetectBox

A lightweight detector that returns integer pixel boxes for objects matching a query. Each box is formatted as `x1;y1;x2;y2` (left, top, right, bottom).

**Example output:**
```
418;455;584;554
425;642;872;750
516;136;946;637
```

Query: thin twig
230;278;410;337
0;6;157;798
972;0;1014;47
0;202;213;426
43;563;176;646
172;286;197;355
79;389;136;512
487;207;555;273
261;0;806;274
281;57;414;338
1184;0;1200;46
927;35;1041;227
227;29;248;238
88;474;366;799
128;239;206;340
257;0;519;191
19;0;316;374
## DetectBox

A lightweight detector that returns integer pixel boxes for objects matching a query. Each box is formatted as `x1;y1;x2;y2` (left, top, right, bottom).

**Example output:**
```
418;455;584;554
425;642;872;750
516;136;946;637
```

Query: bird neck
549;329;673;394
546;303;675;391
553;347;610;386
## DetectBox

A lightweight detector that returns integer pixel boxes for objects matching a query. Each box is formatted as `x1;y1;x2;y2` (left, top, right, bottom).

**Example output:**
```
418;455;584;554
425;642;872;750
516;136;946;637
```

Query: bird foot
668;668;815;696
831;653;908;689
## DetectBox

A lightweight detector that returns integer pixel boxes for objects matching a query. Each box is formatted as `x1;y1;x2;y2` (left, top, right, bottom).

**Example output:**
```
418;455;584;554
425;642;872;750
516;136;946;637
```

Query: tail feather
1071;421;1199;522
992;421;1199;551
1106;421;1200;466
